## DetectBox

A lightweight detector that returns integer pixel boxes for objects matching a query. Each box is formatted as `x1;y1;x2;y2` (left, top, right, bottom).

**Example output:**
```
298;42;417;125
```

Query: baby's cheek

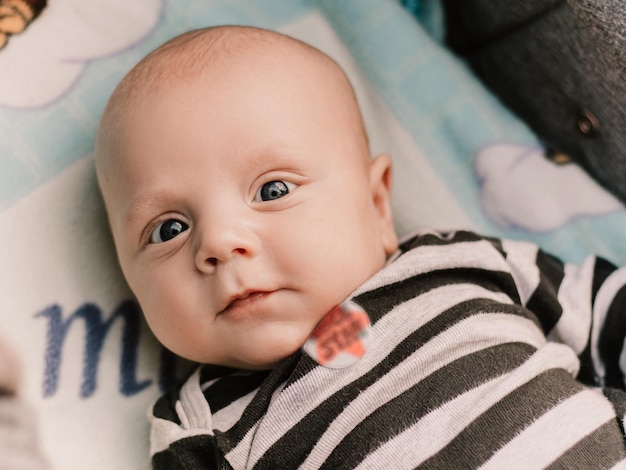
140;294;179;340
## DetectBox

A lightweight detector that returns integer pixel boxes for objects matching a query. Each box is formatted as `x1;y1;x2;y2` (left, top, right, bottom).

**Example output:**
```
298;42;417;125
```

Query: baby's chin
223;338;307;371
212;324;315;371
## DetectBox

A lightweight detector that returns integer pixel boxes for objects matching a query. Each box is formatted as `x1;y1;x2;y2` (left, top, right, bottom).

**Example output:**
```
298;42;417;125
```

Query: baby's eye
254;180;296;202
150;219;189;243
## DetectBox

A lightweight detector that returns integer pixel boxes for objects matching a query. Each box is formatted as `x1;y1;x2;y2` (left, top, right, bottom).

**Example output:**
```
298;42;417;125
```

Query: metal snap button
576;111;599;136
546;149;571;165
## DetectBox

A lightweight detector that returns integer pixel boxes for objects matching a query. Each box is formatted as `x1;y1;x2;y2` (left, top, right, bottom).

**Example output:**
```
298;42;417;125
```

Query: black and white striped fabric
150;230;626;469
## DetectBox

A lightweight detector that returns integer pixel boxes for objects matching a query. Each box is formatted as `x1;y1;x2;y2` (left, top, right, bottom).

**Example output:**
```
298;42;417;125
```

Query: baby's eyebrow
121;191;172;225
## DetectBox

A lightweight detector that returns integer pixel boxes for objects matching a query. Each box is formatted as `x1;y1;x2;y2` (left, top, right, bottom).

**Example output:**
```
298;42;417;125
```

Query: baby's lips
302;300;371;369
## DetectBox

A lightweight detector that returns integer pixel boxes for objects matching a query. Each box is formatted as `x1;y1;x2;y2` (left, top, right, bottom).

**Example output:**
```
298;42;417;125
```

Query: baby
95;26;626;469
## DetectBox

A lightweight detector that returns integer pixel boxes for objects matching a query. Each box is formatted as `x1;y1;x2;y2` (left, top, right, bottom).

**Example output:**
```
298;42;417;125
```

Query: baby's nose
194;219;260;273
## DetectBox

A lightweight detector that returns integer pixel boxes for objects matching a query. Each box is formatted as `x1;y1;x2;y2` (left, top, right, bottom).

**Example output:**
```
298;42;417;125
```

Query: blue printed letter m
36;300;151;398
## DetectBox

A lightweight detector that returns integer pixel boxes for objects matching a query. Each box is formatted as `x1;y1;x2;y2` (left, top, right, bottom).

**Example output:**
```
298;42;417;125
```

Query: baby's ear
369;153;398;255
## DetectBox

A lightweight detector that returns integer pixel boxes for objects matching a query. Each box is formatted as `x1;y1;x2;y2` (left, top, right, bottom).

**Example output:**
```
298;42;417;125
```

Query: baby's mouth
220;290;272;316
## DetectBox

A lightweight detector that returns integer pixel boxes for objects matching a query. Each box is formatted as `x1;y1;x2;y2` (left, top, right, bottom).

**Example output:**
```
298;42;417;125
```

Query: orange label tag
303;300;370;368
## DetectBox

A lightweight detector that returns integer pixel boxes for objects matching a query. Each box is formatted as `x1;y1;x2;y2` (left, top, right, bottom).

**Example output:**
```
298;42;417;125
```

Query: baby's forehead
104;35;348;132
123;27;324;94
96;27;366;174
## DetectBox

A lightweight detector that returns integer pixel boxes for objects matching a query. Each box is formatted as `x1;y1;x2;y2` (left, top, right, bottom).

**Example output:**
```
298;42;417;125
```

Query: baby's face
98;47;397;369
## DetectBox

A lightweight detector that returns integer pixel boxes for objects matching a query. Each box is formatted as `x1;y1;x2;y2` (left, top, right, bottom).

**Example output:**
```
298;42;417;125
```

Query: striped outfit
150;230;626;469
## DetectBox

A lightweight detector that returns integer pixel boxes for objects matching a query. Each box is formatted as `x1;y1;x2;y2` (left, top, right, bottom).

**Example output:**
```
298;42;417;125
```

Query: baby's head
95;26;398;370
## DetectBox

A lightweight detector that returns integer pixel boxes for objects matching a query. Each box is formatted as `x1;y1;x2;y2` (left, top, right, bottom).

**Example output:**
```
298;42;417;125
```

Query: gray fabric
443;0;626;203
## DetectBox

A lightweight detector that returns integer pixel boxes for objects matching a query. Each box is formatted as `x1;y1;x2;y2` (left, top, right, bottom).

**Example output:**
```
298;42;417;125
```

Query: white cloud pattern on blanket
476;144;624;231
0;0;161;108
